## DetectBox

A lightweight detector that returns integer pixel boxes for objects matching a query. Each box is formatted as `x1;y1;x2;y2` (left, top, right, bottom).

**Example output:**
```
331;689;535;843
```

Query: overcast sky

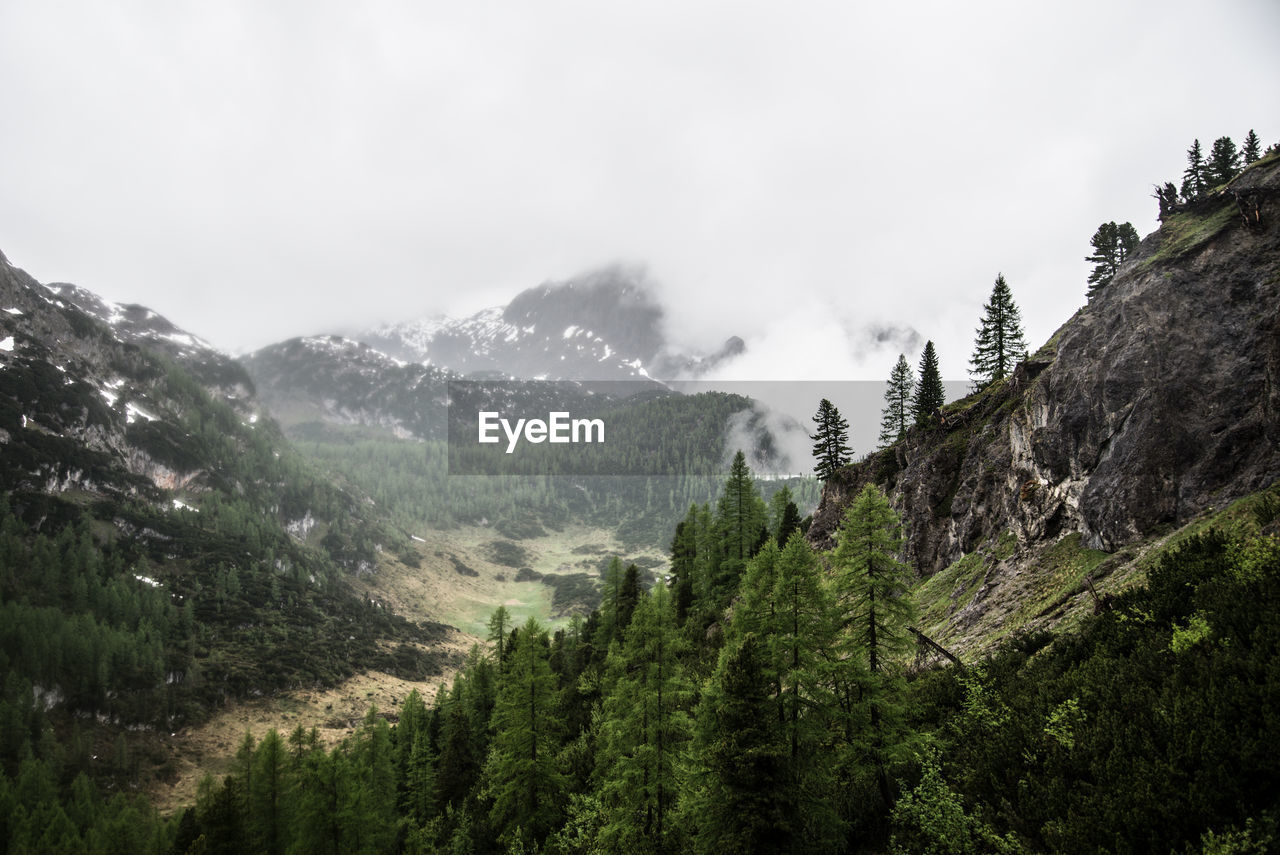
2;0;1277;381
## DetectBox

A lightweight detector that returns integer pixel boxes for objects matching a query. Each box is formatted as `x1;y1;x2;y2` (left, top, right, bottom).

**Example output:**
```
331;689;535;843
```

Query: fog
2;0;1277;379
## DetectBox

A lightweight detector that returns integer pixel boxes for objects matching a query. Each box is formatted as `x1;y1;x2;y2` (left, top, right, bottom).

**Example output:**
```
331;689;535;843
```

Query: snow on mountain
355;265;742;383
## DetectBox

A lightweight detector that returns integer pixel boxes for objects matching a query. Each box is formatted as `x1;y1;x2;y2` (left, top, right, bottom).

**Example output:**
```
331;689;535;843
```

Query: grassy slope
914;480;1280;658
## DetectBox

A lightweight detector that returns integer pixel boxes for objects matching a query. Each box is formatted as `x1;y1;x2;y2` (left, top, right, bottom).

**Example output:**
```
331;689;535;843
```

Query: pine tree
595;556;627;651
775;501;802;549
1181;139;1207;200
911;341;945;425
830;484;918;808
484;617;564;846
596;585;691;854
488;605;512;667
713;451;767;607
669;510;699;623
810;400;852;482
616;563;643;637
968;274;1028;391
769;535;842;847
686;634;793;854
1086;222;1140;297
1242;129;1262;165
1205;136;1242;188
248;729;286;855
878;354;915;448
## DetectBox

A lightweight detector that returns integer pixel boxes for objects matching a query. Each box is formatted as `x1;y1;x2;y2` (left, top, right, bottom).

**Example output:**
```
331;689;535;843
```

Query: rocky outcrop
810;153;1280;577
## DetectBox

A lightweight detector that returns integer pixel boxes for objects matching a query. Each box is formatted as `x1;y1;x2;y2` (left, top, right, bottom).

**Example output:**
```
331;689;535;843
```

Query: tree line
152;471;1280;854
808;273;1029;479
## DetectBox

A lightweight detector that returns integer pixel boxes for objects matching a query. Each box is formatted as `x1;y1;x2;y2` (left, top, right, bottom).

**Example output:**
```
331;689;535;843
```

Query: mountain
242;334;455;440
0;248;454;729
808;150;1280;652
356;265;745;382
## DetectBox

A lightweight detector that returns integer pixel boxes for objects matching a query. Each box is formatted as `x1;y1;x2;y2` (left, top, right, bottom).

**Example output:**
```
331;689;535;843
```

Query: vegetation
878;353;915;448
1084;221;1140;297
64;458;1276;855
809;398;852;482
912;340;945;425
968;274;1028;392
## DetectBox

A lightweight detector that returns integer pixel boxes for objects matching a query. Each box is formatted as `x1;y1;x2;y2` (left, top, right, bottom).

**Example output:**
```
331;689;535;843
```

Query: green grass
914;551;988;635
1140;202;1237;269
1006;533;1109;629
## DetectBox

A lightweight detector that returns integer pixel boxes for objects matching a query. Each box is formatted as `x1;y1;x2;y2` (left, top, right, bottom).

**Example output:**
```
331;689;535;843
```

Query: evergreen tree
1181;138;1207;200
767;486;792;543
831;485;915;681
1242;129;1262;164
968;274;1028;391
810;400;852;482
878;354;915;448
248;729;287;855
484;617;564;847
434;686;479;812
1205;136;1242;188
595;556;627;652
488;605;512;667
830;485;918;809
596;585;691;854
686;634;793;854
616;563;644;639
769;534;842;849
1085;221;1140;297
1153;182;1180;219
713;451;767;607
911;341;945;425
669;510;698;624
775;501;802;549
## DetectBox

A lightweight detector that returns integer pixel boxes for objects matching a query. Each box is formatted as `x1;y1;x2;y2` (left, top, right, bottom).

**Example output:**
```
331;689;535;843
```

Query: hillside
0;251;462;801
810;151;1280;652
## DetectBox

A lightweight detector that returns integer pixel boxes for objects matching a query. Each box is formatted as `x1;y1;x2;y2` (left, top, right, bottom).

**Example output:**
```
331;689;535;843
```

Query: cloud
1;0;1277;361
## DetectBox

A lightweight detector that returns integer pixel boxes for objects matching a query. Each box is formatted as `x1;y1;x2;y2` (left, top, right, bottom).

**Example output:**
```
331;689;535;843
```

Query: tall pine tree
596;584;692;855
968;273;1027;391
877;354;915;448
769;534;842;849
484;617;565;847
1181;138;1207;200
830;484;918;809
713;451;767;608
911;341;945;425
685;634;793;854
810;400;851;482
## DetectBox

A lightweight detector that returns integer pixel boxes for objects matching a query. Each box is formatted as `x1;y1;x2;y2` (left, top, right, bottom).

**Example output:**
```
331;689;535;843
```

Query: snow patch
134;574;161;588
126;402;158;423
410;534;426;543
171;498;198;512
563;325;579;339
4;307;22;316
0;336;13;352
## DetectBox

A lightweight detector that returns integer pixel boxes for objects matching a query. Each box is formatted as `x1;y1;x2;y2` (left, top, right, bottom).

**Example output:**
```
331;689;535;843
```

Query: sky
2;0;1278;382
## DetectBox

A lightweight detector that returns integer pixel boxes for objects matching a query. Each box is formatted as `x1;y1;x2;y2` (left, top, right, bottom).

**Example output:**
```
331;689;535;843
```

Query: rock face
810;154;1280;577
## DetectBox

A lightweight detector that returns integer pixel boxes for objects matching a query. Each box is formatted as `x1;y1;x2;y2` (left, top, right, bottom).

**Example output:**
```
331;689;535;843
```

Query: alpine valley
1;149;1279;854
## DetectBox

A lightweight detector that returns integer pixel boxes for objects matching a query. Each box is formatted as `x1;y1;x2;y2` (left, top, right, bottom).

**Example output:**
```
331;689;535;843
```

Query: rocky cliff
809;152;1280;648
